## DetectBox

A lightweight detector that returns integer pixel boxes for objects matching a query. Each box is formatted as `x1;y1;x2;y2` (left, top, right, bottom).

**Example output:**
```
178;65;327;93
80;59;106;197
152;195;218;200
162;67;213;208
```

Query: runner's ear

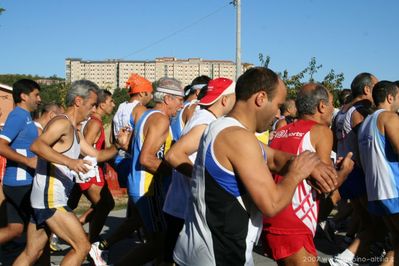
254;91;267;107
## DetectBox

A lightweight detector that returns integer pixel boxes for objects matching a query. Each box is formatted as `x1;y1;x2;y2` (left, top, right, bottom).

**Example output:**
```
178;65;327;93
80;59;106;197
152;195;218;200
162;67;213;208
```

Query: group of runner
0;68;399;266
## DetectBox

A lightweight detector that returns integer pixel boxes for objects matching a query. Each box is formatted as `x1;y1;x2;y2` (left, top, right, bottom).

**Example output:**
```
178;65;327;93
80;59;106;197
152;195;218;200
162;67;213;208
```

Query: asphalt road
1;208;363;265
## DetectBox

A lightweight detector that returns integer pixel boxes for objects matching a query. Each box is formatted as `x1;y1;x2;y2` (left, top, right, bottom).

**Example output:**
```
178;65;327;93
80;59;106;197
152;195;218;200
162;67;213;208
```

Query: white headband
191;84;207;90
157;87;184;97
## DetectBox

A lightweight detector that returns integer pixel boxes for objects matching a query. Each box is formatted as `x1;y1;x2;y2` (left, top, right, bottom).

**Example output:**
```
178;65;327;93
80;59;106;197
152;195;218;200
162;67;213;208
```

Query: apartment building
66;57;253;90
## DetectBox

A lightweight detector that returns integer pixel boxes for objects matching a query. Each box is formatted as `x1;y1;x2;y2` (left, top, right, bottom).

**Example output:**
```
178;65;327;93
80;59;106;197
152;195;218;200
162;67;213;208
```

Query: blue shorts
339;165;367;200
131;195;166;234
31;206;72;228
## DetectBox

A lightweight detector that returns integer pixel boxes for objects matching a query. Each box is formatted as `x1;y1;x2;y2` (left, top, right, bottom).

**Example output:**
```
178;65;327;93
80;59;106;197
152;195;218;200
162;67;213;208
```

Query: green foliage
258;53;270;68
0;74;41;86
39;82;69;107
111;88;129;114
258;54;345;107
0;7;5;15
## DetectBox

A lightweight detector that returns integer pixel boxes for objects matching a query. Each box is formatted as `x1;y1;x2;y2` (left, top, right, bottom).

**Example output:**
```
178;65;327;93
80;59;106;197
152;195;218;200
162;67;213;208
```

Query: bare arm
83;119;101;146
312;125;352;189
0;138;37;168
139;114;170;174
165;124;207;177
79;131;120;163
383;112;399;154
31;118;90;173
216;128;319;217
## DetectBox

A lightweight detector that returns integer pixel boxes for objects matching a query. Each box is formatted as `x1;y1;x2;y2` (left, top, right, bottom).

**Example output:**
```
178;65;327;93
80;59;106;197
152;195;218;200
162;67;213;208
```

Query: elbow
164;150;177;168
260;202;281;218
30;141;39;156
139;153;152;169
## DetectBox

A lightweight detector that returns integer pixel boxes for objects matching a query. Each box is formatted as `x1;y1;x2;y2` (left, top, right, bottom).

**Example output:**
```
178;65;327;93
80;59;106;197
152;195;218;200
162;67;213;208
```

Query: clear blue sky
0;0;398;88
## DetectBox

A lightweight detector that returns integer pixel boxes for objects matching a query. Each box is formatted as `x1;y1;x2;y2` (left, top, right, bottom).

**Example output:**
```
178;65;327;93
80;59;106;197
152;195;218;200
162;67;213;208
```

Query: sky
0;0;398;88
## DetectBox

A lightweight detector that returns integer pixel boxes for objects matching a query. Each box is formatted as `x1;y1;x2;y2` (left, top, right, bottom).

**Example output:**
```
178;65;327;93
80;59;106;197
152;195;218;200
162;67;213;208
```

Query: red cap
199;78;235;106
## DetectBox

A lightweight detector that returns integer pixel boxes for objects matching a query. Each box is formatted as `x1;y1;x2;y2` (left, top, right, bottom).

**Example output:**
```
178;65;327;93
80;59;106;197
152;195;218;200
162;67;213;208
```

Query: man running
263;83;353;265
14;80;128;266
164;77;236;263
173;67;337;266
0;79;41;245
358;81;399;264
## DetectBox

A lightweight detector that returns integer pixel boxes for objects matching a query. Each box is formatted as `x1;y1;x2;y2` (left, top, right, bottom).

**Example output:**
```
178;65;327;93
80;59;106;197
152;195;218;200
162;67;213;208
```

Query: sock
336;249;355;262
99;239;109;250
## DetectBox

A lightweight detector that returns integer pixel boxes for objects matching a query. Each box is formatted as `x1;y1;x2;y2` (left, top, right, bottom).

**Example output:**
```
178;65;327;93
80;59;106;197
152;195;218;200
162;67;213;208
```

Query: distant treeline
0;74;63;86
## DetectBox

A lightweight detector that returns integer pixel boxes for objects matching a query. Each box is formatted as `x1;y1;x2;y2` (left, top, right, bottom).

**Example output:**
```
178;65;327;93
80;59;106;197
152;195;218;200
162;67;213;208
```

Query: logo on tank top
274;129;305;139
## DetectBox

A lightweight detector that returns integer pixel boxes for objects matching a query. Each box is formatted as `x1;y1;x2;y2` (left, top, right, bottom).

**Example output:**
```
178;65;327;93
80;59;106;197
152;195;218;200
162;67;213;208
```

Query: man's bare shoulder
379;111;399;124
146;112;170;130
217;126;258;149
133;105;147;114
45;116;72;133
311;123;332;136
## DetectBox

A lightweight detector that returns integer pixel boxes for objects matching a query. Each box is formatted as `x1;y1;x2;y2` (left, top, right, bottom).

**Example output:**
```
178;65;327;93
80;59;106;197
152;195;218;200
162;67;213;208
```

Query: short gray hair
296;83;329;116
153;91;167;103
153;77;183;103
66;80;99;107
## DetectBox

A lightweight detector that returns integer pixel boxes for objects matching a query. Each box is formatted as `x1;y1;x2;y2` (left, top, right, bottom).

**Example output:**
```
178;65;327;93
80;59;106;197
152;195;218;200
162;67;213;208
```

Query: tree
307;57;322;83
0;8;5;15
258;53;270;68
258;54;345;106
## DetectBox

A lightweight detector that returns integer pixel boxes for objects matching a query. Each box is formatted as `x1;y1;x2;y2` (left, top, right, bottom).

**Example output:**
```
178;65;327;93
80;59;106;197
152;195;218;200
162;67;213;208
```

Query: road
0;209;349;265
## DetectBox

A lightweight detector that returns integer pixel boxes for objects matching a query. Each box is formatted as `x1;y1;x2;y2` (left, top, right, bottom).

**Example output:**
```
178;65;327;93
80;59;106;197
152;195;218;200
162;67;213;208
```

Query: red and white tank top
264;119;319;236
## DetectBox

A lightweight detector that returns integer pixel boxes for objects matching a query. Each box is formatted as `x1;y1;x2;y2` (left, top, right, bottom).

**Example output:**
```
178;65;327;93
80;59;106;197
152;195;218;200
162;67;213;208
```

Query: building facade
66;57;253;90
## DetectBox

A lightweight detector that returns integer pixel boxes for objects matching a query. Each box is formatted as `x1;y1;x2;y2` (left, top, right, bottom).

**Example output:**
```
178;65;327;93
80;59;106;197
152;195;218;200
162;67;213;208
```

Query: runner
13;80;128;266
263;83;353;265
358;80;399;265
112;77;184;266
170;75;210;141
164;77;236;263
0;79;41;245
173;67;337;266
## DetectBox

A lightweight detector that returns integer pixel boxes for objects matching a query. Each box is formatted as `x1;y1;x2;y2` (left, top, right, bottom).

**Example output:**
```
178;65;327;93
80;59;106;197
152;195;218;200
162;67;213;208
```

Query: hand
308;162;338;193
336;152;354;186
287;151;320;183
67;159;91;174
26;156;38;169
116;127;132;151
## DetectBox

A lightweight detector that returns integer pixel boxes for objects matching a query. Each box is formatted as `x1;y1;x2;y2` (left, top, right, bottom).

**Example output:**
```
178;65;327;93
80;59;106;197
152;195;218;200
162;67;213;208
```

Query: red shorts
78;174;105;191
264;232;317;261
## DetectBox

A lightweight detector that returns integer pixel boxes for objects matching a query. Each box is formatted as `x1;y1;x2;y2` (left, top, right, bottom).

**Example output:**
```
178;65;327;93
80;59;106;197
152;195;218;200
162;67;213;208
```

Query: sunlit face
25;88;41;112
366;76;379;103
102;95;115;115
224;93;236;114
391;88;399;113
81;91;98;122
258;79;287;132
168;95;184;117
323;93;335;126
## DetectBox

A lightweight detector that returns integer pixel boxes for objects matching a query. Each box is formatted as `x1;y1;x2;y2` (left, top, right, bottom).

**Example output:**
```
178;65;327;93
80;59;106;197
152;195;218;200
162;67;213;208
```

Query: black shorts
3;184;32;224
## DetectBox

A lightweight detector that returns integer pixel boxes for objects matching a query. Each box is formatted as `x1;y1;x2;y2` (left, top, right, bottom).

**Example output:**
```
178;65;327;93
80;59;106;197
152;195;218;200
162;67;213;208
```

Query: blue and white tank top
358;109;399;215
170;100;198;141
174;116;265;266
129;110;173;197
